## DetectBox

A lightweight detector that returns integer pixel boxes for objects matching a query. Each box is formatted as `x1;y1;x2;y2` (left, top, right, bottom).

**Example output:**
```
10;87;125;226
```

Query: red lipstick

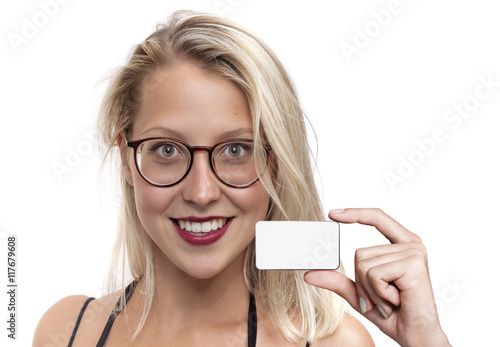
172;218;232;246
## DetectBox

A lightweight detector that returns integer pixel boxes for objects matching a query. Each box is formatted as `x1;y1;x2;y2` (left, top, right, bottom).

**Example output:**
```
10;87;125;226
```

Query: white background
1;0;499;346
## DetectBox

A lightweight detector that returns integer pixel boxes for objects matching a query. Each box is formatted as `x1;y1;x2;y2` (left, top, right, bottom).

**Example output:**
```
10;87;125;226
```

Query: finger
304;270;391;323
355;242;427;261
355;248;428;319
329;208;421;244
354;267;375;314
366;254;430;309
382;254;430;293
356;265;397;319
304;270;360;312
357;247;426;307
302;270;383;317
357;271;397;319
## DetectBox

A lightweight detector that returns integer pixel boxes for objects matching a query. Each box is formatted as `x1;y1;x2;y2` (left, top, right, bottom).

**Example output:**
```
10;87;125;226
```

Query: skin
304;208;452;346
32;61;374;346
33;61;450;346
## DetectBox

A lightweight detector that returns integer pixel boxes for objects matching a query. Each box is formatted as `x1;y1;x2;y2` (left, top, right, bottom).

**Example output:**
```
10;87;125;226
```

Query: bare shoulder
312;313;375;347
33;293;119;347
32;295;91;347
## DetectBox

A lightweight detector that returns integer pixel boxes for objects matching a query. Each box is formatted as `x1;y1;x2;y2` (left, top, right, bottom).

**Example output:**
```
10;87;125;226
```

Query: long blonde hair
98;10;344;343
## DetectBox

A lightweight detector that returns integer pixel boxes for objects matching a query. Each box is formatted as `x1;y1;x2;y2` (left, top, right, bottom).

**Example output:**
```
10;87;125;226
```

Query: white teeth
192;222;201;233
201;221;211;233
178;218;228;234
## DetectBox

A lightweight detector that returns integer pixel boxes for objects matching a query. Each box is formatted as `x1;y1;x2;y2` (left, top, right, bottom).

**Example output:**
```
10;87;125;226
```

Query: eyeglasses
126;137;272;188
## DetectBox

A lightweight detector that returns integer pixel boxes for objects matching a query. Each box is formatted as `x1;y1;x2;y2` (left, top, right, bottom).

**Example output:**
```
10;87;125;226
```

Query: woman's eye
159;144;177;157
228;144;242;157
221;143;252;158
149;142;181;159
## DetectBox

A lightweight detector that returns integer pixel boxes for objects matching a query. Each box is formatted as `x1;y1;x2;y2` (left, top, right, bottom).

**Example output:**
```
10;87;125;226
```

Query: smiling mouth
174;218;230;235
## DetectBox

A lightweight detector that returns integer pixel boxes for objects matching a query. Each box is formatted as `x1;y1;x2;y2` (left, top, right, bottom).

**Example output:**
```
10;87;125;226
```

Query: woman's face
122;62;270;279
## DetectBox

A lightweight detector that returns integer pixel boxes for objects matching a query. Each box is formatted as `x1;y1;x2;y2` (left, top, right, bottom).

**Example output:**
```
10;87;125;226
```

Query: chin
185;268;222;280
177;250;247;281
151;234;249;281
178;260;231;280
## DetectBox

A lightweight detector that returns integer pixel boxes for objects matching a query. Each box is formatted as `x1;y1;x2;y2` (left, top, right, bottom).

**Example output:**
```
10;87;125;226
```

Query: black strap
94;281;309;346
96;280;138;347
248;292;257;347
248;293;310;346
68;296;95;347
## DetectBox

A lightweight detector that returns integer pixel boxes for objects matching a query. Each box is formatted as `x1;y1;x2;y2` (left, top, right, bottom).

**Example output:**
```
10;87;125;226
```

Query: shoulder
312;312;375;347
33;293;119;347
32;295;92;347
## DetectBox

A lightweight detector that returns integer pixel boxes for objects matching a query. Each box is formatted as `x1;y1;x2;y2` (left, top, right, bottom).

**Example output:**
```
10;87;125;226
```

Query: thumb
304;270;360;311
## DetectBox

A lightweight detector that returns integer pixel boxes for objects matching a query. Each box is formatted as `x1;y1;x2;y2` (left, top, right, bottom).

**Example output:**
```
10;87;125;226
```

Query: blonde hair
98;10;344;343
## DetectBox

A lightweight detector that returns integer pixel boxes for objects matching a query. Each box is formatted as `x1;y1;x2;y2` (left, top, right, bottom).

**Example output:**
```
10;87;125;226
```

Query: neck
145;243;251;326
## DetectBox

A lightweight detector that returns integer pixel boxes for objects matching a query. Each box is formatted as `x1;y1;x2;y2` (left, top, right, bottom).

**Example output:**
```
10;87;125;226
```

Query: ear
117;131;134;187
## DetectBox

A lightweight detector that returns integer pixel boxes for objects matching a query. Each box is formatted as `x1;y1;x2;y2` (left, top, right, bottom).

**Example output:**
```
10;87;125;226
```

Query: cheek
235;183;270;220
128;154;171;215
133;180;176;227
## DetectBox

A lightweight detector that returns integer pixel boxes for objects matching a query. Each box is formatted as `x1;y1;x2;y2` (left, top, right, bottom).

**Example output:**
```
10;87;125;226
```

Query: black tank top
68;280;311;346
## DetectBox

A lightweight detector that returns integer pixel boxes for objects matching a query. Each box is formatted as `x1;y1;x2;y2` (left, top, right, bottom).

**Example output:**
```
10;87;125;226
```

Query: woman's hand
304;208;451;347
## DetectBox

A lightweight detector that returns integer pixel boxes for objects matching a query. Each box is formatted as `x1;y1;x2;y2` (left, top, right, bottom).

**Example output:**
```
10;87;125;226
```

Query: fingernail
377;305;388;319
359;297;366;314
330;209;345;214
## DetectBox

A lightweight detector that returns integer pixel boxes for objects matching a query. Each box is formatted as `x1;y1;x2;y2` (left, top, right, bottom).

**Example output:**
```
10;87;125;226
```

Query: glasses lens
213;141;261;187
137;139;190;186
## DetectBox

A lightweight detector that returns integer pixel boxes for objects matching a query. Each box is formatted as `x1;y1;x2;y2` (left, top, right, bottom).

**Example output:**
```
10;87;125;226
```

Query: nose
181;151;221;206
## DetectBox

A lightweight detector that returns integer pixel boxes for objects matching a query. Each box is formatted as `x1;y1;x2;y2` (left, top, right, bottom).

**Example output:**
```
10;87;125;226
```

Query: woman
33;10;450;346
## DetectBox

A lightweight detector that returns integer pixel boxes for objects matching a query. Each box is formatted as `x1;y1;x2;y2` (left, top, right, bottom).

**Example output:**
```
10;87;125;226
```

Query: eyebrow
140;127;185;139
139;126;254;142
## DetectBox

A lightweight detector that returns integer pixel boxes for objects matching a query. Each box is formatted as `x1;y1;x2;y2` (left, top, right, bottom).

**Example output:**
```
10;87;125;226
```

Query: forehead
132;62;253;143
